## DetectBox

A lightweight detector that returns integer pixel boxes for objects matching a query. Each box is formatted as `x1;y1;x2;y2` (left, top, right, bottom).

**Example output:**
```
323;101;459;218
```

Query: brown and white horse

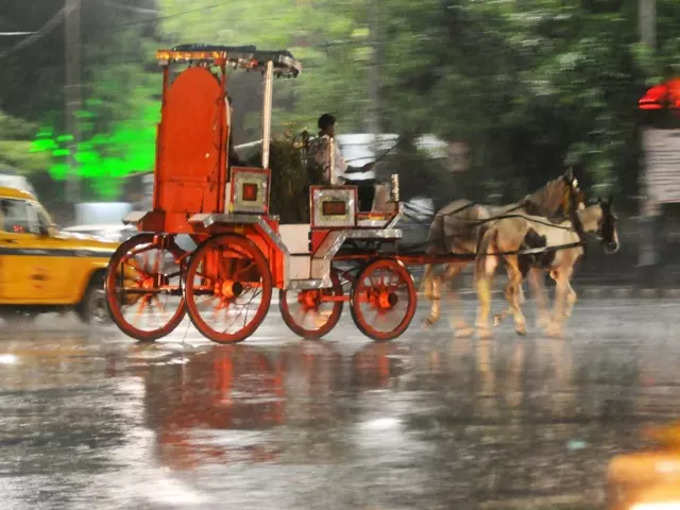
422;169;580;336
474;198;619;337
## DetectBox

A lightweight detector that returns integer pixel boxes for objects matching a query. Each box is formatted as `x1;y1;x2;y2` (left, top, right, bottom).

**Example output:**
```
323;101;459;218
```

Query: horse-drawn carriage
105;44;417;343
106;44;619;344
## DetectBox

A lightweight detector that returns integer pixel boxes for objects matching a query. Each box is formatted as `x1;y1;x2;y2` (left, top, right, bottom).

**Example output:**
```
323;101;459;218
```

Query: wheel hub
217;280;243;299
298;290;320;310
377;290;398;310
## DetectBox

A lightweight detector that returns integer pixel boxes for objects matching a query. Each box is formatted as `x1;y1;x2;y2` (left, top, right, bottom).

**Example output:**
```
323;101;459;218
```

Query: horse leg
563;266;577;318
494;264;525;327
493;286;512;327
546;269;568;337
422;264;434;299
475;253;498;339
504;255;527;336
445;262;473;337
424;265;443;326
528;267;550;328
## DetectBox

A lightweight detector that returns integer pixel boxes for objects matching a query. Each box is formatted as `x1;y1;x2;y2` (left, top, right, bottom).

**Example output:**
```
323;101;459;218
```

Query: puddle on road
0;299;679;508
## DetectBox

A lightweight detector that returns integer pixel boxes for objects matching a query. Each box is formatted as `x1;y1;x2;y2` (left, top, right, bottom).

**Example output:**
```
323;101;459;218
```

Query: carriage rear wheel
350;259;416;341
184;234;272;344
279;270;343;339
105;233;187;341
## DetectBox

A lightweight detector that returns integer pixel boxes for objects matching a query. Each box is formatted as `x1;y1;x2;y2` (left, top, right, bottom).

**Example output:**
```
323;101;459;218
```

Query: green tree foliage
0;111;49;172
0;0;160;200
157;0;680;209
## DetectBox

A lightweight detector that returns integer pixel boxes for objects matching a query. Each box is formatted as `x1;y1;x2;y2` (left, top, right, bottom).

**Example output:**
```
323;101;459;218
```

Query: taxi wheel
77;273;109;325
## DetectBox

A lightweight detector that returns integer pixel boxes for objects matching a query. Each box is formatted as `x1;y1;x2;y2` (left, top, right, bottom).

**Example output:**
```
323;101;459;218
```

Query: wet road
1;296;679;509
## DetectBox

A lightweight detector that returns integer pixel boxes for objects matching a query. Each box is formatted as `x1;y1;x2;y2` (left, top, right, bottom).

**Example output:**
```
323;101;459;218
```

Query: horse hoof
455;327;474;338
423;317;436;328
493;314;503;327
536;318;550;329
515;325;527;336
544;323;563;338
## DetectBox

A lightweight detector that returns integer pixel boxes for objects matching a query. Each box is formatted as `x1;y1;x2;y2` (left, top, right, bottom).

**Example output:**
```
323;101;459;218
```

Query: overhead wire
0;5;70;60
94;0;159;15
104;2;227;33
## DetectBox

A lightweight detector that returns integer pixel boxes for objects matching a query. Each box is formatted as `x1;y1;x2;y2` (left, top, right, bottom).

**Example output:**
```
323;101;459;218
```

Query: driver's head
318;113;336;136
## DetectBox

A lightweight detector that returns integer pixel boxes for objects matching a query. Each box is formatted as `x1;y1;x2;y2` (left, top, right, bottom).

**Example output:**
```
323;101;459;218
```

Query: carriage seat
356;183;398;227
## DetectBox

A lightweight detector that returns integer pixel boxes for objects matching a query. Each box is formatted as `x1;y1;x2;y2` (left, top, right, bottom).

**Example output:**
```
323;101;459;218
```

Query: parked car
0;186;119;324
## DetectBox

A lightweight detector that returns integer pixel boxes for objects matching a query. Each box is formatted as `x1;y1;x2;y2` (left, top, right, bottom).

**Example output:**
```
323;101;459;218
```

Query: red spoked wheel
184;234;272;344
279;270;344;339
105;233;187;341
351;259;417;341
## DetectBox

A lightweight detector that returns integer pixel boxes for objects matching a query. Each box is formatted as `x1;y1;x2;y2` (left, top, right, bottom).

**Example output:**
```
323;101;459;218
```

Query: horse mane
521;174;569;219
569;188;587;248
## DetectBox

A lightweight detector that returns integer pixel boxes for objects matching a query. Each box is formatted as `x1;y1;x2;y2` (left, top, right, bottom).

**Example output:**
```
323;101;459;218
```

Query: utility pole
369;0;381;159
637;0;658;281
64;0;81;204
639;0;656;49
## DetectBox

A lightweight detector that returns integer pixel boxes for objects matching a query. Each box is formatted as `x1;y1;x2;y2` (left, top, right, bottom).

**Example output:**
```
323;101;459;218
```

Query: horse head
598;195;619;254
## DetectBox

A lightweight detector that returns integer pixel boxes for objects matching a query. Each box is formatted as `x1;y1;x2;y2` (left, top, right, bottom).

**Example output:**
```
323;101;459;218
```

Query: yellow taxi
0;186;119;323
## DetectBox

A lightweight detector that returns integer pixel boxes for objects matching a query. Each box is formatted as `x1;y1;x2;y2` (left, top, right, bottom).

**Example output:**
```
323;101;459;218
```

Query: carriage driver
313;113;376;211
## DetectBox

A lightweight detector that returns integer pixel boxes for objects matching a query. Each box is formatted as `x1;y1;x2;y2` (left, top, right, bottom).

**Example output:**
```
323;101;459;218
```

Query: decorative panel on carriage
229;167;271;214
154;66;228;218
310;186;357;228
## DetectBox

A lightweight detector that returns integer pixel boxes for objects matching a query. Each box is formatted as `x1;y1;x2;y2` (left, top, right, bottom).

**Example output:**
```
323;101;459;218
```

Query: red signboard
639;78;680;110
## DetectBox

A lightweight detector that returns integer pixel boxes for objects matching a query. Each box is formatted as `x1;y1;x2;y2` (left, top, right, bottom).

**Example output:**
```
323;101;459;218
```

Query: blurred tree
158;0;421;142
373;0;680;209
0;110;50;172
157;0;678;208
3;0;680;207
0;0;160;200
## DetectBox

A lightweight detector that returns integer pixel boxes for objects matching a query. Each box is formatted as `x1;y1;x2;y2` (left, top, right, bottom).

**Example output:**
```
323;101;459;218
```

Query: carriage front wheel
184;234;272;344
279;270;343;339
351;259;417;341
105;233;187;341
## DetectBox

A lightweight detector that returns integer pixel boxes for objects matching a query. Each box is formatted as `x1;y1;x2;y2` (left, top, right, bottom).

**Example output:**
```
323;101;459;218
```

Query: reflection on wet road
1;298;679;509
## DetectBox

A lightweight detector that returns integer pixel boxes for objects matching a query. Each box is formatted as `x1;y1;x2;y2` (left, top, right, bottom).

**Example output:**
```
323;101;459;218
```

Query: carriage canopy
156;44;302;77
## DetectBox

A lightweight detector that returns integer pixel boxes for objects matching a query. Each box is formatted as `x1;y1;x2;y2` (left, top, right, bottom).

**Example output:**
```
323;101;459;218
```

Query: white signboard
643;128;680;206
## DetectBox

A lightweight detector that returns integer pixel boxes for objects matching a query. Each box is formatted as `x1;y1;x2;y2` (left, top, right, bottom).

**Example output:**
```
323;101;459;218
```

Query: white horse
474;198;619;337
